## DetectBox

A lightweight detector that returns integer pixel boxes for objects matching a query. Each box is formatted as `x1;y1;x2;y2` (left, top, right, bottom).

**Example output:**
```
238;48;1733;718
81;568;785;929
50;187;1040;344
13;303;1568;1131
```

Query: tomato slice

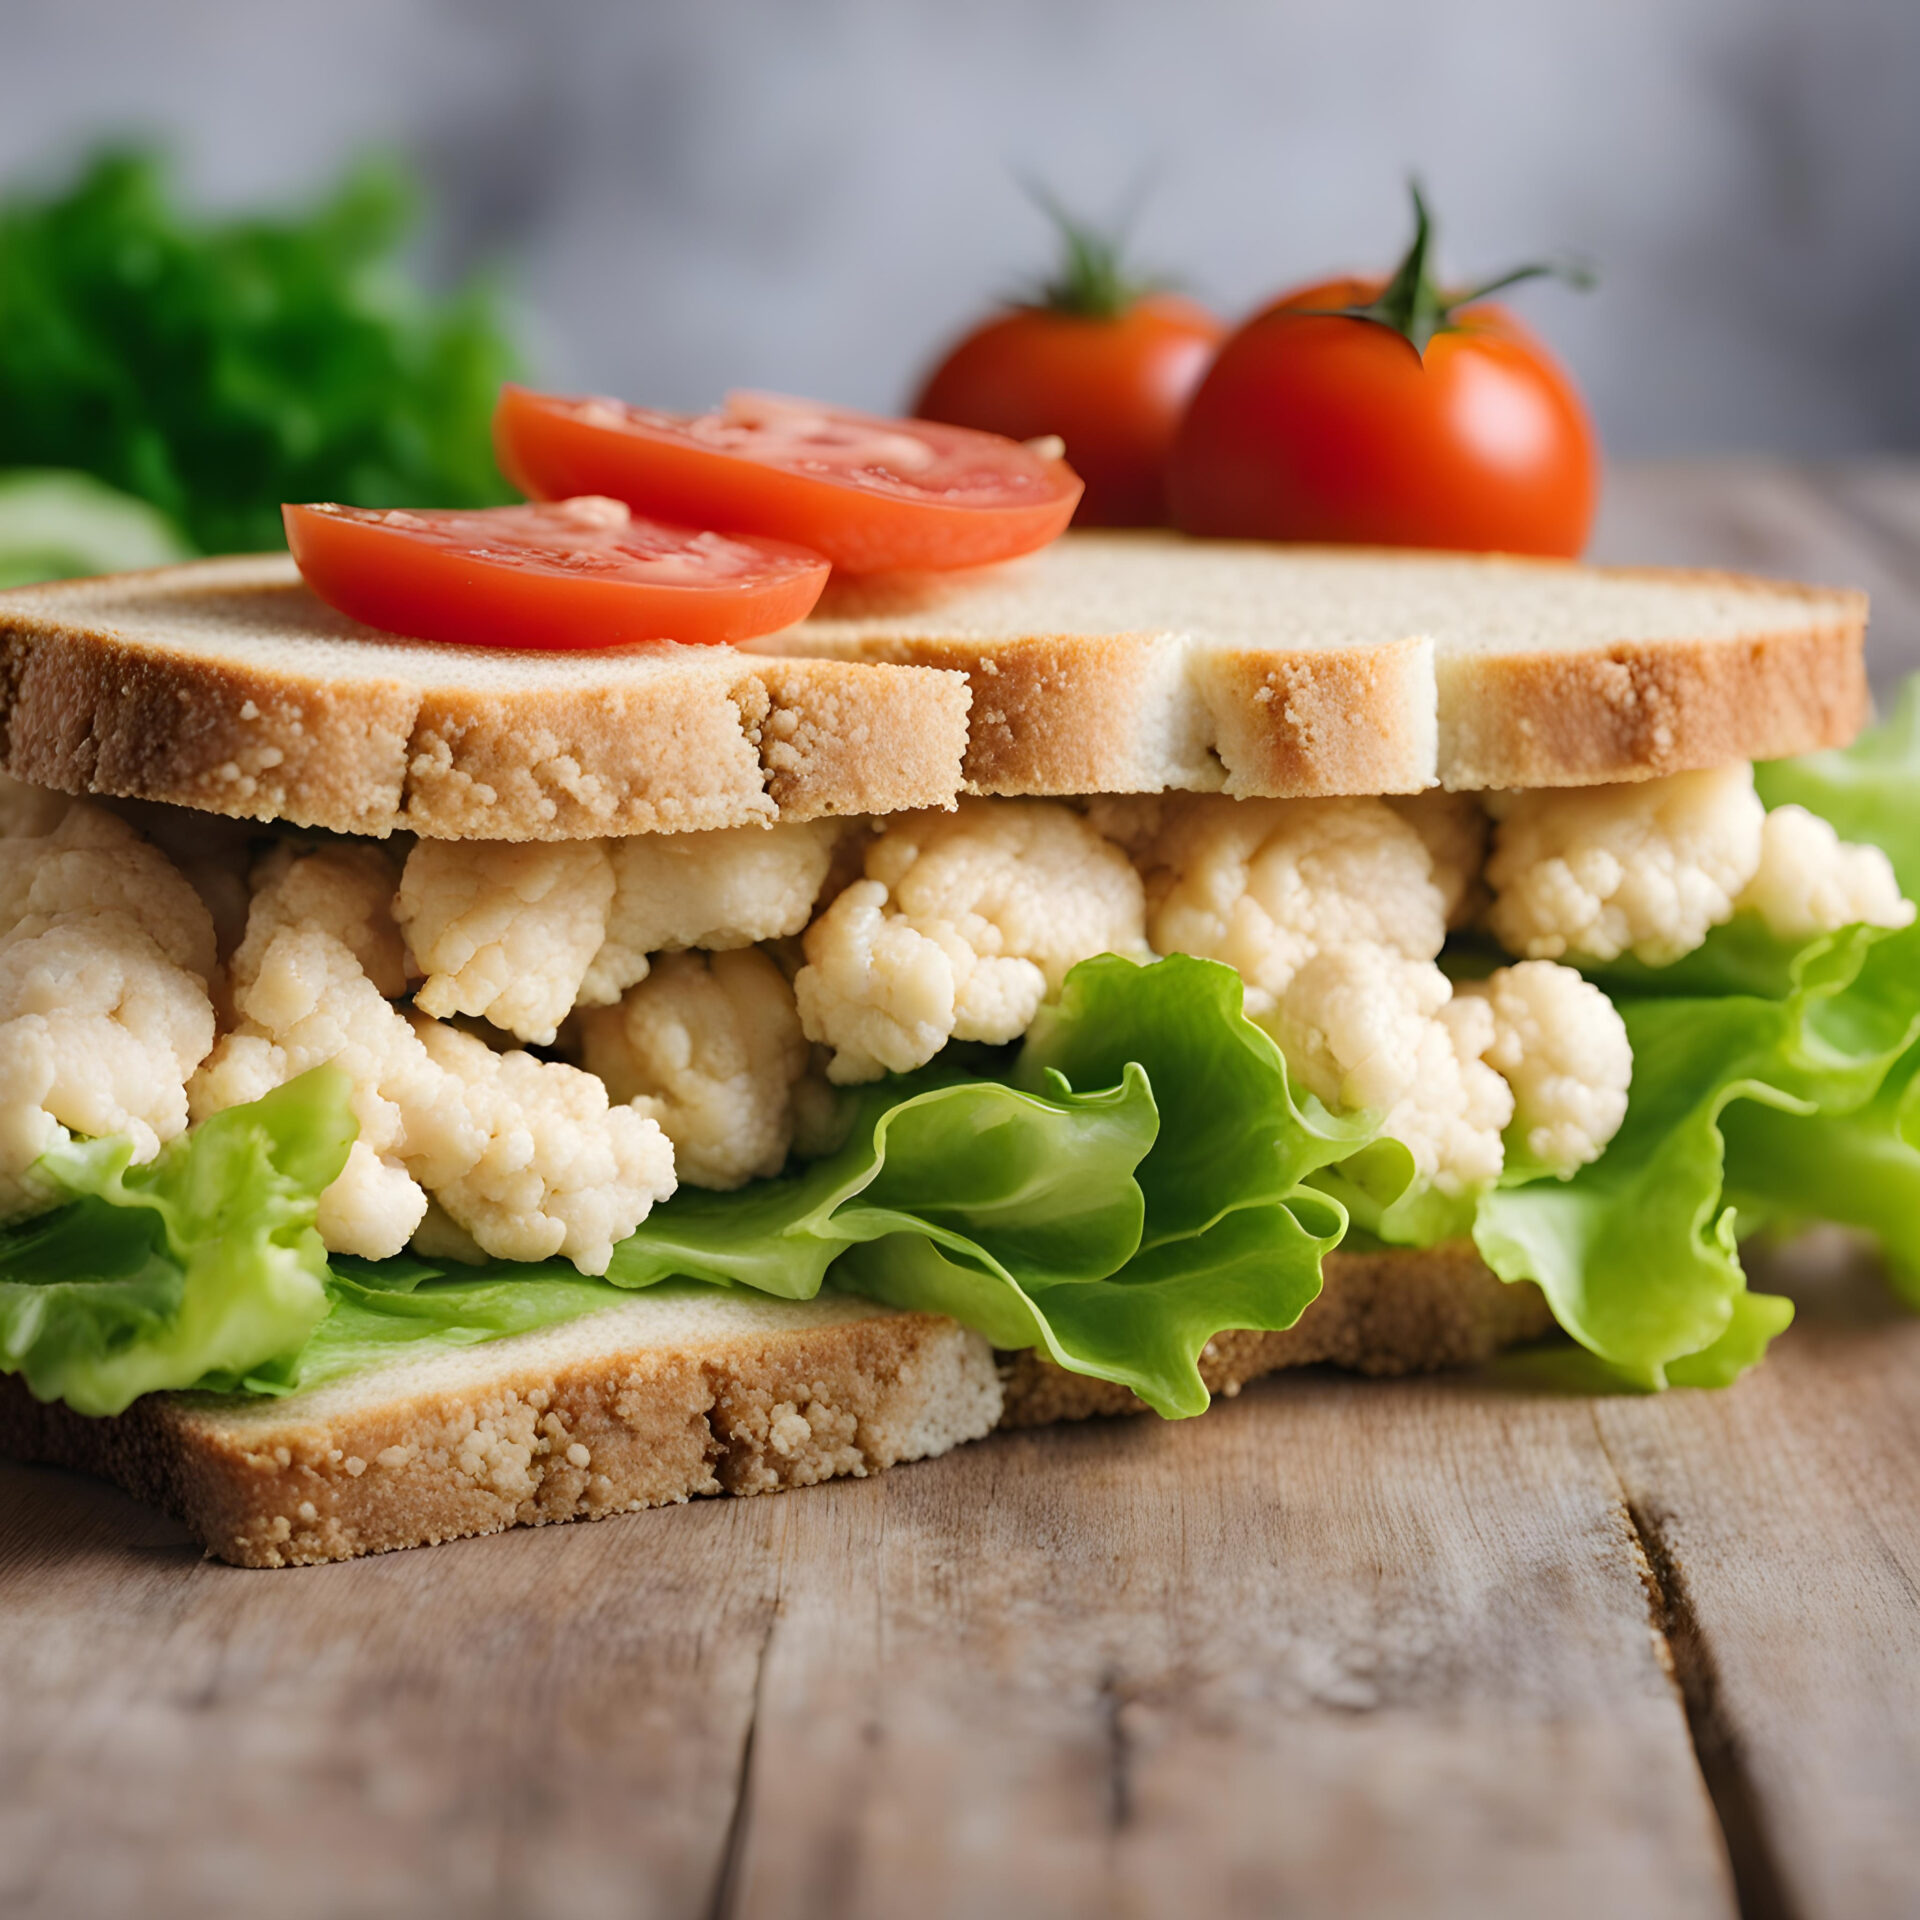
494;386;1084;574
282;497;830;650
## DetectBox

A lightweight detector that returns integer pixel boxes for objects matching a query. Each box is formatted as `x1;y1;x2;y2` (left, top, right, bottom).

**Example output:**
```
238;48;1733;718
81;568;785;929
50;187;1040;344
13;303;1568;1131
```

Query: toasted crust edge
776;541;1869;795
1438;610;1870;791
0;1305;1000;1568
0;560;973;839
0;599;419;836
771;629;1441;798
0;1246;1549;1566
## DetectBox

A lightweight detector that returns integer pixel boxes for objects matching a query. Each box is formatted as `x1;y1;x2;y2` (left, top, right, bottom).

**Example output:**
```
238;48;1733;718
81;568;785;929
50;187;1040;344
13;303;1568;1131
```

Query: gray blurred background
6;0;1918;457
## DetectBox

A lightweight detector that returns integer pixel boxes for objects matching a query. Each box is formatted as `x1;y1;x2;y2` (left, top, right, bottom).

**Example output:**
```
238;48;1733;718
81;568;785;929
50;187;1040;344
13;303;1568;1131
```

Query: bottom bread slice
1000;1240;1553;1425
0;1250;1550;1568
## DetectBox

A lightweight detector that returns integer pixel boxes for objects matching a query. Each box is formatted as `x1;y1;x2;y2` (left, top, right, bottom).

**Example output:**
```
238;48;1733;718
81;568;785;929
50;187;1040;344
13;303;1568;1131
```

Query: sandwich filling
7;687;1920;1419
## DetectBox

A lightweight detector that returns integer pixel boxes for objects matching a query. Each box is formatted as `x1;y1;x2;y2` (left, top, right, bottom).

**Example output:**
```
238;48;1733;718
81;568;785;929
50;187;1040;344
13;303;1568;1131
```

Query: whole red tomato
1168;190;1598;556
913;201;1225;527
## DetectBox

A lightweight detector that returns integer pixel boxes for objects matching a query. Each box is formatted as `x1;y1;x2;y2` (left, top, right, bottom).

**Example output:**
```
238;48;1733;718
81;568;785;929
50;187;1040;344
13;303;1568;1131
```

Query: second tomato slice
495;386;1083;575
283;497;830;650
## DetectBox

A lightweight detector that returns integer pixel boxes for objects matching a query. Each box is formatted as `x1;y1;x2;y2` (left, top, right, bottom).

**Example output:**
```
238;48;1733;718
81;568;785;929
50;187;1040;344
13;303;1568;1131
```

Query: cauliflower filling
3;756;1909;1259
0;804;219;1219
577;948;813;1190
794;798;1147;1084
1485;764;1766;965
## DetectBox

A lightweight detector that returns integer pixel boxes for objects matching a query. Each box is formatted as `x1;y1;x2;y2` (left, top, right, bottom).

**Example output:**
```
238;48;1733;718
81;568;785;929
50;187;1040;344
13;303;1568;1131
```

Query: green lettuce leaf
1577;912;1818;1002
242;1257;628;1397
358;956;1372;1418
1719;1039;1920;1311
1473;920;1920;1386
0;149;519;554
609;1062;1158;1298
0;1067;354;1414
1758;677;1920;897
848;953;1373;1415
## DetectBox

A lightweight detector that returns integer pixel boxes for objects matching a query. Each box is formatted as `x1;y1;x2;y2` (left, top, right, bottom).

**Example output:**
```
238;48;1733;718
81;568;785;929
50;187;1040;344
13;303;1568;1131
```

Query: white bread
764;532;1868;796
0;1290;1001;1567
0;556;972;840
0;1248;1548;1567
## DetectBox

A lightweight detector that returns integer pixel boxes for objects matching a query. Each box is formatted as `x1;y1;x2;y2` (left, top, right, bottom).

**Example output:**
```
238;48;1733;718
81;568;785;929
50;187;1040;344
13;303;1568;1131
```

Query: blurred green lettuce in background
0;147;520;570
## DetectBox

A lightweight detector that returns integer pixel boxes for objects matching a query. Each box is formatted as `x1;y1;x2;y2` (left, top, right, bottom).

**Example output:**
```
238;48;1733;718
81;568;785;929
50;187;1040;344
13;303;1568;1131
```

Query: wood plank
1;1365;1740;1920
724;1374;1737;1920
1592;1235;1920;1920
0;1462;783;1919
1592;459;1920;685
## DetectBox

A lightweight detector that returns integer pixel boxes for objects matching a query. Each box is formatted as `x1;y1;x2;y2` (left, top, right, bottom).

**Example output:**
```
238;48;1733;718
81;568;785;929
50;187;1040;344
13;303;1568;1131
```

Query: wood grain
0;1361;1741;1920
1592;1236;1920;1920
723;1374;1736;1920
0;1466;781;1919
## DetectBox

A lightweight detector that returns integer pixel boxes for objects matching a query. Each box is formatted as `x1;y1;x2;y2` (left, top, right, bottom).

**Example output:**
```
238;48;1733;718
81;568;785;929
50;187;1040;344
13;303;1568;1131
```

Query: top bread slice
760;532;1869;795
0;555;972;840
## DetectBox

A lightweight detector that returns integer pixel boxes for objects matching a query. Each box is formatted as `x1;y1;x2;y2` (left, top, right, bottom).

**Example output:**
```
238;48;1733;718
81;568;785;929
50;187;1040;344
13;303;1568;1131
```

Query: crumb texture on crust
0;1292;999;1567
0;557;970;840
996;1240;1553;1426
767;531;1867;797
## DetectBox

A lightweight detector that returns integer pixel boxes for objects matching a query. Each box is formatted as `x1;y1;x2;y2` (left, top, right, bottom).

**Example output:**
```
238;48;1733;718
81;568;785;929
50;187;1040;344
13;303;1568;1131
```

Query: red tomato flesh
1169;279;1597;557
494;386;1083;574
282;497;830;651
913;294;1225;528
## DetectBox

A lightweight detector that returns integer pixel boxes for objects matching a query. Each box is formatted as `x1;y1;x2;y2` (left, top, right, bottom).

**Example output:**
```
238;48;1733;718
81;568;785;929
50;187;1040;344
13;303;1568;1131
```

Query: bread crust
775;533;1868;796
997;1240;1552;1425
0;558;972;839
796;629;1438;800
1436;613;1868;790
0;1295;1001;1568
0;1247;1550;1567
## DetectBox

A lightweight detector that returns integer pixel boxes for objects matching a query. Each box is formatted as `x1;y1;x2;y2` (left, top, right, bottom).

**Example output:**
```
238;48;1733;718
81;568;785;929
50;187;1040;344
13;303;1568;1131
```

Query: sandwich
4;481;1918;1567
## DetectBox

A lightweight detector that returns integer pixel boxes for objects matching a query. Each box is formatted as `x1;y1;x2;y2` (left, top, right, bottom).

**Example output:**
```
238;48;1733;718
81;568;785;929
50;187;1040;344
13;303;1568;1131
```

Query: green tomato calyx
1014;179;1175;322
1299;180;1594;357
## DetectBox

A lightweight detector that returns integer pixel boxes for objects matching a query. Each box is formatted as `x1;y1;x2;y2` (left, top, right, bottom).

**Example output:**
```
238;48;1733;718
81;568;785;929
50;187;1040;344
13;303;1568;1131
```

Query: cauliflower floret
317;1140;434;1260
1736;804;1915;942
235;843;408;997
394;822;842;1046
577;948;809;1190
191;925;462;1259
1388;790;1489;929
1141;796;1447;1013
412;1017;675;1274
0;772;71;840
0;804;220;1216
793;881;977;1082
100;798;262;961
397;839;614;1045
0;803;217;981
1269;948;1512;1195
794;799;1146;1083
195;902;675;1269
1486;764;1765;966
0;921;218;1217
581;819;844;1004
1459;960;1633;1174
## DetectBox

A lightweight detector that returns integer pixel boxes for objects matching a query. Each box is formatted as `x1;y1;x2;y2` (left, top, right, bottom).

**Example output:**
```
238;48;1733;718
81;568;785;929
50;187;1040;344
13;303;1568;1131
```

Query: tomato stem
1296;180;1594;357
1014;178;1171;321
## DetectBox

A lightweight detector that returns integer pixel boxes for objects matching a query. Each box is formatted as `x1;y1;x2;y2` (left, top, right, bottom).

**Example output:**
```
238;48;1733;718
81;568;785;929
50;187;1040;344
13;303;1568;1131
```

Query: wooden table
6;462;1920;1920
